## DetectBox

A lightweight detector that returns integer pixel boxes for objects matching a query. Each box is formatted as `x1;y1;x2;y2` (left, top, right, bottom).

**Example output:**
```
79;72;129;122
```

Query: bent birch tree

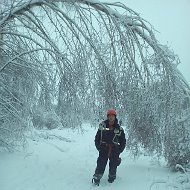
0;0;190;168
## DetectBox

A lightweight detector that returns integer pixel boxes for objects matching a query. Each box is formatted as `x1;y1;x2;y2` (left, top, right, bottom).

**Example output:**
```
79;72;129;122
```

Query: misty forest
0;0;190;189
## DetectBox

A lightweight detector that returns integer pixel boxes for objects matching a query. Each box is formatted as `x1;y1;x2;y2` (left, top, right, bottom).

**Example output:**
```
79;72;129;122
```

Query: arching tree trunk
0;0;190;169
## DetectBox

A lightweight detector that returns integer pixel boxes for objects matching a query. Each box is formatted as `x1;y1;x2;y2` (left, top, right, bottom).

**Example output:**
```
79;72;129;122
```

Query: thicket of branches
0;0;190;169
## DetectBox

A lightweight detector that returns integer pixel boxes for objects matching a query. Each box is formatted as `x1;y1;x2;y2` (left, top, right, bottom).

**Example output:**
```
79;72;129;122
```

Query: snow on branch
0;0;190;159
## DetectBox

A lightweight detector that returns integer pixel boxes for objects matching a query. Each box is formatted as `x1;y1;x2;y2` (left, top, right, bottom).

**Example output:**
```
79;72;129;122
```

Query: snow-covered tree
0;0;190;169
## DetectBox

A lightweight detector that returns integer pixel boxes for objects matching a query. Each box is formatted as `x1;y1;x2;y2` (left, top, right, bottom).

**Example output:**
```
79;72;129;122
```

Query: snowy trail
0;124;176;190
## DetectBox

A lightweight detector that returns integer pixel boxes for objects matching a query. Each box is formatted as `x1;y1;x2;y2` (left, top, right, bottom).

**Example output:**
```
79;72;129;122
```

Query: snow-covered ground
0;123;188;190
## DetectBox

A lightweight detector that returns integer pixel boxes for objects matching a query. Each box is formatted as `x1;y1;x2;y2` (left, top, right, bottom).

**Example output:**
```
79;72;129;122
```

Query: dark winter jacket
95;119;126;154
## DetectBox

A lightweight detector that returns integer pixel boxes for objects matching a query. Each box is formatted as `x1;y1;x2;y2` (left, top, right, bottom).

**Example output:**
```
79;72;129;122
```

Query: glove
117;157;121;166
96;144;100;151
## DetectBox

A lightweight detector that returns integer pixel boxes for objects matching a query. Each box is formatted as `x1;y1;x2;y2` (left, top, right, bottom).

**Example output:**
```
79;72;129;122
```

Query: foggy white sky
103;0;190;84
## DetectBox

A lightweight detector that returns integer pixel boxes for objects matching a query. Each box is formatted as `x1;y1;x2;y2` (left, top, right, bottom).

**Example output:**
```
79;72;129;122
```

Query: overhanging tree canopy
0;0;190;168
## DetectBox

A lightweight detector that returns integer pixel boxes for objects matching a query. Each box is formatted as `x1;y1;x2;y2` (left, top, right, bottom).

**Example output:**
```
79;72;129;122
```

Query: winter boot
92;175;100;186
108;177;115;183
108;175;115;183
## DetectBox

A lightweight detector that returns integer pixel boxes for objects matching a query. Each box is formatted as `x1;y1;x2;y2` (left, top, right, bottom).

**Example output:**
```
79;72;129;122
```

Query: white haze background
106;0;190;84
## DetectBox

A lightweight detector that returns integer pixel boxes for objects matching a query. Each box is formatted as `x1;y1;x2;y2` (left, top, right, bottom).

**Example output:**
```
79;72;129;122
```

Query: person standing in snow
92;109;126;185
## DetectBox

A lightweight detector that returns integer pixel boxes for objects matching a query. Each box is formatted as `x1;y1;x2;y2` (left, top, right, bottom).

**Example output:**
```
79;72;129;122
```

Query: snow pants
94;147;120;180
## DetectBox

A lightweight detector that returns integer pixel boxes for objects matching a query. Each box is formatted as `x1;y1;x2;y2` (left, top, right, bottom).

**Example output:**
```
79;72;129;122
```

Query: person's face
108;114;115;123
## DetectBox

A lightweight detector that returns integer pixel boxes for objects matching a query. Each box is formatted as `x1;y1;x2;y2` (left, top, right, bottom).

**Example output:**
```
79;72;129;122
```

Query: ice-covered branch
0;0;189;161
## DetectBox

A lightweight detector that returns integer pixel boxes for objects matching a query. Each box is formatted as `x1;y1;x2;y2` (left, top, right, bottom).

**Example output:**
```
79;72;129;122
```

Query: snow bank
0;123;187;190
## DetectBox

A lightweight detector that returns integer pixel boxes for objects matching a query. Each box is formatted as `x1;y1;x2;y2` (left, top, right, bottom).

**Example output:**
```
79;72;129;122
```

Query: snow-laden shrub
127;85;163;157
164;107;190;170
0;119;26;151
44;111;62;130
0;55;37;151
31;109;44;129
31;107;62;130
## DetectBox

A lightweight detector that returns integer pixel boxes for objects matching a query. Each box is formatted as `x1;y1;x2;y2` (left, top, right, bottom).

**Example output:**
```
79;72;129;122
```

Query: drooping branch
0;0;157;51
0;0;190;165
